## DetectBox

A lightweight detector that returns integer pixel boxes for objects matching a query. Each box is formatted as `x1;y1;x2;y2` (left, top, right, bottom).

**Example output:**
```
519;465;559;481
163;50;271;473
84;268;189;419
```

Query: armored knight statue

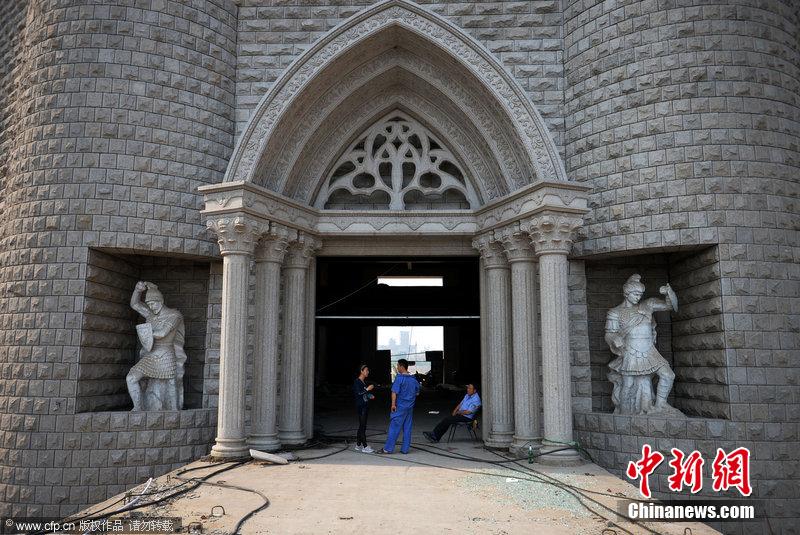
126;281;187;411
605;274;683;416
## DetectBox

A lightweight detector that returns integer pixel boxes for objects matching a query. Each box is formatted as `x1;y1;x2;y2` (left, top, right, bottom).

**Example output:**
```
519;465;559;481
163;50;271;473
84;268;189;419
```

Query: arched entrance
202;0;589;464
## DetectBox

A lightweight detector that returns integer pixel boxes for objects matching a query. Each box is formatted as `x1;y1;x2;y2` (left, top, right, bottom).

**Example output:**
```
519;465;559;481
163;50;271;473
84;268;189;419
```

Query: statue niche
126;281;187;411
605;274;683;417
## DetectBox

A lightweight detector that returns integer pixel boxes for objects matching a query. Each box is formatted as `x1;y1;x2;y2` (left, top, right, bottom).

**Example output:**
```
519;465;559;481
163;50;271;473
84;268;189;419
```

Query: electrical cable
172;467;270;535
39;461;248;535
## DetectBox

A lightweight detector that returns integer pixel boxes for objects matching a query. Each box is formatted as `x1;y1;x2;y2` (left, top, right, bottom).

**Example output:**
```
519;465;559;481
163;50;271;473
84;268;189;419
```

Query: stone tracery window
316;112;479;210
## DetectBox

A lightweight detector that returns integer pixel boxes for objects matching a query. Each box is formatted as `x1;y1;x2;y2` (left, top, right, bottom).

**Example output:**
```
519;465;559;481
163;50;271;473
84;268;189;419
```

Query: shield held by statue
136;323;154;352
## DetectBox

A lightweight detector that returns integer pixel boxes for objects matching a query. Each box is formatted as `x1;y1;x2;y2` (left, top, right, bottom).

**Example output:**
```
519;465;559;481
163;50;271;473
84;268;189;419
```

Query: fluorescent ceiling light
378;276;443;287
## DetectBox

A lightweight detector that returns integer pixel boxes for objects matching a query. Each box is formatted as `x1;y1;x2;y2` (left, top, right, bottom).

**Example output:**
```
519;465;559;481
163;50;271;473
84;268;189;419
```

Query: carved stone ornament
472;233;507;268
255;223;292;263
285;232;323;268
127;282;187;411
497;224;536;261
524;215;582;255
605;274;684;417
206;216;268;255
315;111;479;210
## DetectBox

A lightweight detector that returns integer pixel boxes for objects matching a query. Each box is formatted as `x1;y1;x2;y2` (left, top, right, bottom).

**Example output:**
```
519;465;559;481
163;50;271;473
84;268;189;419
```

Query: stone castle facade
0;1;797;532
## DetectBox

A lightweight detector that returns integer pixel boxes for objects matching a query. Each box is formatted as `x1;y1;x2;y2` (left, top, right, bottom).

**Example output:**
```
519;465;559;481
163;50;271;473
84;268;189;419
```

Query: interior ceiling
315;257;480;318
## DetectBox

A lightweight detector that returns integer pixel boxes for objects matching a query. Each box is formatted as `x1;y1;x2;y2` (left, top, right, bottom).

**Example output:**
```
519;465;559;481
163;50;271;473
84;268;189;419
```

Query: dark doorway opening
313;257;481;438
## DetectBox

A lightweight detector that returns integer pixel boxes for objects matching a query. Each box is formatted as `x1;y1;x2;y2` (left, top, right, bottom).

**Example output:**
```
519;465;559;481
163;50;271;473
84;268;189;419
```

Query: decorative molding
285;232;322;268
205;215;267;256
201;181;589;241
255;223;292;263
472;232;508;268
223;0;567;193
523;214;583;256
476;180;591;232
497;223;536;261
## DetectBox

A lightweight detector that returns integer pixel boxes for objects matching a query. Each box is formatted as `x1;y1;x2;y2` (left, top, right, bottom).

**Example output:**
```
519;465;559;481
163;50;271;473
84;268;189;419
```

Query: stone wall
565;2;800;528
0;0;29;207
78;250;140;413
0;0;238;516
669;247;728;419
18;409;215;518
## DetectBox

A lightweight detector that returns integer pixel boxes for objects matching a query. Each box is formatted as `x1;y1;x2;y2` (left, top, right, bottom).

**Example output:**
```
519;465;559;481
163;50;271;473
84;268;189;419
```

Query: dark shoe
375;448;392;455
423;431;438;443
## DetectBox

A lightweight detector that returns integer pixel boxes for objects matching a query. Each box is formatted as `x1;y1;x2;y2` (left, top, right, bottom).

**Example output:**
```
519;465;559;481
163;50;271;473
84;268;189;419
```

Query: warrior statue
126;281;187;411
605;274;683;416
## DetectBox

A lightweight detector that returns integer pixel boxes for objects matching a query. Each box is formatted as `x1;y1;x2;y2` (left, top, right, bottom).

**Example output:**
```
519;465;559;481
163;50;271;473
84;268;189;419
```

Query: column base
211;437;250;459
534;442;585;466
247;434;281;452
278;430;307;446
484;432;513;450
509;437;542;458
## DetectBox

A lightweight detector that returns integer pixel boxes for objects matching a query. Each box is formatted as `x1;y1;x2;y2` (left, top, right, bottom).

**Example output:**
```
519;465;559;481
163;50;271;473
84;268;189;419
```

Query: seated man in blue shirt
423;383;481;443
377;358;420;454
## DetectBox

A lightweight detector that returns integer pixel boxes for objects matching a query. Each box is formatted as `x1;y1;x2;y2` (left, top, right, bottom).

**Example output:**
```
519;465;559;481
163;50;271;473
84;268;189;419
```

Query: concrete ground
80;390;722;534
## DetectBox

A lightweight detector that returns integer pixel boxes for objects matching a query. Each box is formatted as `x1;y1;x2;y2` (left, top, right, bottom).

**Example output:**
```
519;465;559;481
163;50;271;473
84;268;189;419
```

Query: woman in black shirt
353;365;375;453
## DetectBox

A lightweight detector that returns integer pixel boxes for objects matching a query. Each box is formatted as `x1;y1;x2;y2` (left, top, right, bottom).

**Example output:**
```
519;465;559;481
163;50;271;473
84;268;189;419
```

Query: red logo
711;447;752;496
667;448;704;493
627;445;752;498
626;444;664;499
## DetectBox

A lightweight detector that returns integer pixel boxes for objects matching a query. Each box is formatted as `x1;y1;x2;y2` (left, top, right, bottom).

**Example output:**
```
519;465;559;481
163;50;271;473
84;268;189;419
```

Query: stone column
279;233;318;445
206;216;264;459
526;215;584;465
499;225;541;456
478;257;490;443
472;233;513;449
303;249;320;440
248;225;290;452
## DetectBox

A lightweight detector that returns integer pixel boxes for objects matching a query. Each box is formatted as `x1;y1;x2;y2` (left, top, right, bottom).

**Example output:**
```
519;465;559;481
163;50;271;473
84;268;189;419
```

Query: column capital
285;232;322;268
523;214;582;256
472;232;507;268
497;224;536;262
255;223;292;263
206;215;267;256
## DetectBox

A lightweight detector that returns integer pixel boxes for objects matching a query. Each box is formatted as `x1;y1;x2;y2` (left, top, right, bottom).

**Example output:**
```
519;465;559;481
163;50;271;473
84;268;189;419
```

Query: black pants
356;404;369;447
432;415;472;440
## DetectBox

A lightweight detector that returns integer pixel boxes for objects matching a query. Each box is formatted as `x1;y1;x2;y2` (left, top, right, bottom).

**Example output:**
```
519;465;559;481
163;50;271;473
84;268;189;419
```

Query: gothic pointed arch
223;0;569;206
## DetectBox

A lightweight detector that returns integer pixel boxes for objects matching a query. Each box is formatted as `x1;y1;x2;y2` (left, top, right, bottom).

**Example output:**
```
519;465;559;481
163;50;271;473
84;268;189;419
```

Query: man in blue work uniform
423;383;481;442
376;359;420;454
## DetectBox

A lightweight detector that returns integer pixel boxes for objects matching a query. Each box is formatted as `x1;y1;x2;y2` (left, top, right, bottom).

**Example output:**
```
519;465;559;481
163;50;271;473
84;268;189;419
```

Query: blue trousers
383;405;414;453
